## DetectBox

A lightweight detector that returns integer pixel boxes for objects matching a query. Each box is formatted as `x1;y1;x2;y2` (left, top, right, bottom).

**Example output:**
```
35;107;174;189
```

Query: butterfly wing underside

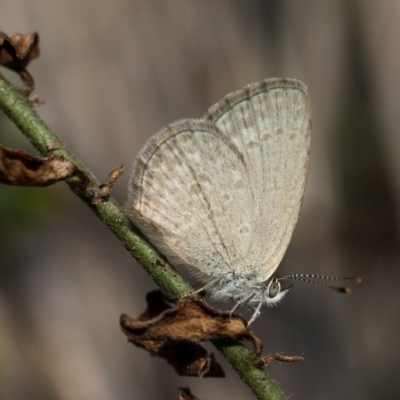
127;78;311;285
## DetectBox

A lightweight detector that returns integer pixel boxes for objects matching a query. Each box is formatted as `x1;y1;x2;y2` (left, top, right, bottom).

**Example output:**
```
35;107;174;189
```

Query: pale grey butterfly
126;78;359;324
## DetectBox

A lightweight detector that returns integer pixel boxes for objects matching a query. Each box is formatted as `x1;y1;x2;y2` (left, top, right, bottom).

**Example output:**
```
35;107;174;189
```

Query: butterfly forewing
127;120;254;279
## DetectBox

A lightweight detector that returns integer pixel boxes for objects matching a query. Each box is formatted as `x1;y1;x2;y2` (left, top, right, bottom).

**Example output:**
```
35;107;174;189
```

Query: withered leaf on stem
0;145;125;203
0;145;78;186
120;290;264;377
120;291;224;377
0;32;40;93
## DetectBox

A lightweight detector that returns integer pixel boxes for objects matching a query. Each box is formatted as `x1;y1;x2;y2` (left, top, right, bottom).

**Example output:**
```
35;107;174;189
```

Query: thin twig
0;73;285;400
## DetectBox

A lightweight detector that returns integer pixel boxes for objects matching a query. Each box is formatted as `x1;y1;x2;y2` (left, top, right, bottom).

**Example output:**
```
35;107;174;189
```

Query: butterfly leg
229;291;257;316
190;286;207;296
247;299;263;325
187;281;214;298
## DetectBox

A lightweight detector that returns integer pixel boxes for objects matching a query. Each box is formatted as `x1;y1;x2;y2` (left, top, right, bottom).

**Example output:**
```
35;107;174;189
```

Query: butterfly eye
268;280;281;298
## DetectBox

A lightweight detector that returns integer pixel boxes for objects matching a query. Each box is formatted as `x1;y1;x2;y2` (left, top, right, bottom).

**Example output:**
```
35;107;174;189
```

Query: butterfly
126;78;356;325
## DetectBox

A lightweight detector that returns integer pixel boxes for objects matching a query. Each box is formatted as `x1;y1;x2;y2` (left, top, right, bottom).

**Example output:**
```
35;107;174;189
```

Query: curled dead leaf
0;145;124;205
120;290;265;377
120;291;224;377
0;145;78;186
0;31;40;93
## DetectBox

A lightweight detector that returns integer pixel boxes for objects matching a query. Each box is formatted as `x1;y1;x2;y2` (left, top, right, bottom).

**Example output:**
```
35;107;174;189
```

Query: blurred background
0;1;399;399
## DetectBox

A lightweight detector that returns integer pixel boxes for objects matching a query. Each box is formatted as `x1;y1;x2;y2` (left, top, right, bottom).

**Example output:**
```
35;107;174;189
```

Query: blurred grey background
0;1;399;399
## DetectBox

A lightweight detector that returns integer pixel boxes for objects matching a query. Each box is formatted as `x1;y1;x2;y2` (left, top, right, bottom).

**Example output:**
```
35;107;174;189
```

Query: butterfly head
262;277;294;307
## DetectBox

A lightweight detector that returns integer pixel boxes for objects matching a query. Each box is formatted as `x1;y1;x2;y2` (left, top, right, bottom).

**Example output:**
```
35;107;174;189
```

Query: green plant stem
0;73;285;400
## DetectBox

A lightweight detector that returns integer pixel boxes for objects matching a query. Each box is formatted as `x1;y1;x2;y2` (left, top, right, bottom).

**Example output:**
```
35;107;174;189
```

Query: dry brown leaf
120;290;266;377
120;291;224;377
0;145;77;186
0;32;40;93
0;145;124;204
121;290;262;347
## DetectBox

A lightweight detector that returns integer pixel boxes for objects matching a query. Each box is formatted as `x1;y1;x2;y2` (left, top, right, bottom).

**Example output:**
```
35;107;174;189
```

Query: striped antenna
278;274;362;293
